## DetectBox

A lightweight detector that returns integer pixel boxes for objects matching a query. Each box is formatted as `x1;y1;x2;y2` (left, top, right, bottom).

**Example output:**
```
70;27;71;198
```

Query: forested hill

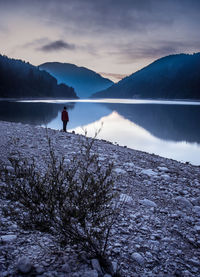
0;55;78;99
92;53;200;100
39;62;114;98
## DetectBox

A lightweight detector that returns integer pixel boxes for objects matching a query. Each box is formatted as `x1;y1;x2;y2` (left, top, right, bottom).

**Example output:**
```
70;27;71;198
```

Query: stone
175;196;193;209
139;199;157;208
120;193;133;203
82;270;98;277
194;225;200;233
111;261;118;273
131;252;145;265
192;196;200;206
35;266;45;274
61;263;71;273
141;169;158;177
114;168;126;174
91;259;103;275
157;166;169;172
17;257;32;274
193;206;200;216
6;166;15;173
187;258;200;267
0;235;17;243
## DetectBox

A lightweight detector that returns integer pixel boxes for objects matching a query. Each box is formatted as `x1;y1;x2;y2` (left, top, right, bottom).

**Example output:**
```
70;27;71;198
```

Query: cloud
0;0;200;74
38;40;76;52
108;40;200;64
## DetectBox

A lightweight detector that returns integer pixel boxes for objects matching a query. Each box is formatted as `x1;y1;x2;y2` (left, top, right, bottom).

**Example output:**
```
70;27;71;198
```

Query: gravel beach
0;120;200;277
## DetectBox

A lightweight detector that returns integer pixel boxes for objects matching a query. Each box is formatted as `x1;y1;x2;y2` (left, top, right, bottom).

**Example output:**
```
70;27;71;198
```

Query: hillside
0;55;78;99
92;53;200;100
39;62;114;98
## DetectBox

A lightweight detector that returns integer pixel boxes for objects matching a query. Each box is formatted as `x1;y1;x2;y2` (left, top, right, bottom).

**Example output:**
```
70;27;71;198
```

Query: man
61;106;69;132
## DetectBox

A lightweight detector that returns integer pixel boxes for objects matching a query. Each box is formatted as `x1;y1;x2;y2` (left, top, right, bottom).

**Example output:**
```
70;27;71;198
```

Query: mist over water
0;99;200;165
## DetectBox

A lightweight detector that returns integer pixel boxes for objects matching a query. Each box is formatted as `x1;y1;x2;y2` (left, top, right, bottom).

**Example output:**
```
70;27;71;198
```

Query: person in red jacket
61;106;69;132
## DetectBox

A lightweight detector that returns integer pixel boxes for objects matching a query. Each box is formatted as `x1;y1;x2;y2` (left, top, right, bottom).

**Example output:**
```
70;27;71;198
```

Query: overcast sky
0;0;200;81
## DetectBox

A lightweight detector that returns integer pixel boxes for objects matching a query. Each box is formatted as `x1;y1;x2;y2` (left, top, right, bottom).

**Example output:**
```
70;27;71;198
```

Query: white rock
141;169;157;177
139;199;157;208
114;168;126;174
120;193;133;203
0;235;17;243
161;174;171;180
157;166;169;172
131;252;145;265
98;156;106;161
124;162;135;167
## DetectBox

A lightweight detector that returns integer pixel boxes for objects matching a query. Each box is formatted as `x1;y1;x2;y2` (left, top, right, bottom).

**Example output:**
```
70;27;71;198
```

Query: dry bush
0;133;119;264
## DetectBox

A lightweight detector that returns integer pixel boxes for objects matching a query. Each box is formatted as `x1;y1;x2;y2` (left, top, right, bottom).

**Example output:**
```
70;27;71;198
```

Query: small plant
0;132;119;267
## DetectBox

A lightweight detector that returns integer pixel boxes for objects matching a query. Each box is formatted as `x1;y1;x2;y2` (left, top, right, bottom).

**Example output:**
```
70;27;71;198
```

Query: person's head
64;106;66;110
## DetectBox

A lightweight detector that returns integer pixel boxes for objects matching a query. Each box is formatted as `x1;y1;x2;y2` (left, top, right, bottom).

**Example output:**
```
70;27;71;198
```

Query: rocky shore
0;120;200;277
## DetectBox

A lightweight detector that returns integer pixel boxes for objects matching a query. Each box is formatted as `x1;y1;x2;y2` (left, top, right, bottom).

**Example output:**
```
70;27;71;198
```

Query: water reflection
102;103;200;143
0;100;200;164
0;101;74;125
72;111;200;165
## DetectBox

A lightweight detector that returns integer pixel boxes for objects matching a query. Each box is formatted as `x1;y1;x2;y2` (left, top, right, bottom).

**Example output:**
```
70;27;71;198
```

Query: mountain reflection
0;100;200;145
102;103;200;143
0;101;74;125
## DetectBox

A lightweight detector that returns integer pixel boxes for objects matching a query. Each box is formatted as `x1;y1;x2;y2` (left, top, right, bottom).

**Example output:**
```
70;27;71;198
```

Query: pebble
17;257;32;274
91;259;103;275
5;166;15;173
139;199;157;208
131;253;145;265
61;263;71;273
193;206;200;216
82;270;98;277
120;193;133;203
175;196;193;209
0;235;17;243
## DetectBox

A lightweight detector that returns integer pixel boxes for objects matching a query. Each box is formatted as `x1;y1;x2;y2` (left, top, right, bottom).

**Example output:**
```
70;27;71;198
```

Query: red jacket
62;110;69;121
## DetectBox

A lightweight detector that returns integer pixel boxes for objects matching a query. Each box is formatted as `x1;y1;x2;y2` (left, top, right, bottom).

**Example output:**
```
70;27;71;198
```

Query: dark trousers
63;121;67;132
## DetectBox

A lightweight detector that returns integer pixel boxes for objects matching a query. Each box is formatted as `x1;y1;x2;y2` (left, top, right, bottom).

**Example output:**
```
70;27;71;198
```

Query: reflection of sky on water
43;102;111;130
70;111;200;165
1;99;200;165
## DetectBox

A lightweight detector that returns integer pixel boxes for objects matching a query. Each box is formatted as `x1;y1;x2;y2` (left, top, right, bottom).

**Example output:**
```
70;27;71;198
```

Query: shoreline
1;97;200;104
0;120;200;276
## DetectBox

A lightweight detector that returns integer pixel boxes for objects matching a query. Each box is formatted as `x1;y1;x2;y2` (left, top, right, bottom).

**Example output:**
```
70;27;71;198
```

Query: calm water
0;99;200;165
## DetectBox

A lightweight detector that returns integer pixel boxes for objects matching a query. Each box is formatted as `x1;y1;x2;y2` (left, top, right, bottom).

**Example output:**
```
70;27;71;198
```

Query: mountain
92;53;200;100
0;55;78;99
39;62;114;98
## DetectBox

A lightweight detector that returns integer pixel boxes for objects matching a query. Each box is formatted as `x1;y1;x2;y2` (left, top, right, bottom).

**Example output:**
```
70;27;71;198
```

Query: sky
0;0;200;82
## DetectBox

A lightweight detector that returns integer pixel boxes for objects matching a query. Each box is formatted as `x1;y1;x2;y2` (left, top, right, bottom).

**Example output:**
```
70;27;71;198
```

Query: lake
0;99;200;166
